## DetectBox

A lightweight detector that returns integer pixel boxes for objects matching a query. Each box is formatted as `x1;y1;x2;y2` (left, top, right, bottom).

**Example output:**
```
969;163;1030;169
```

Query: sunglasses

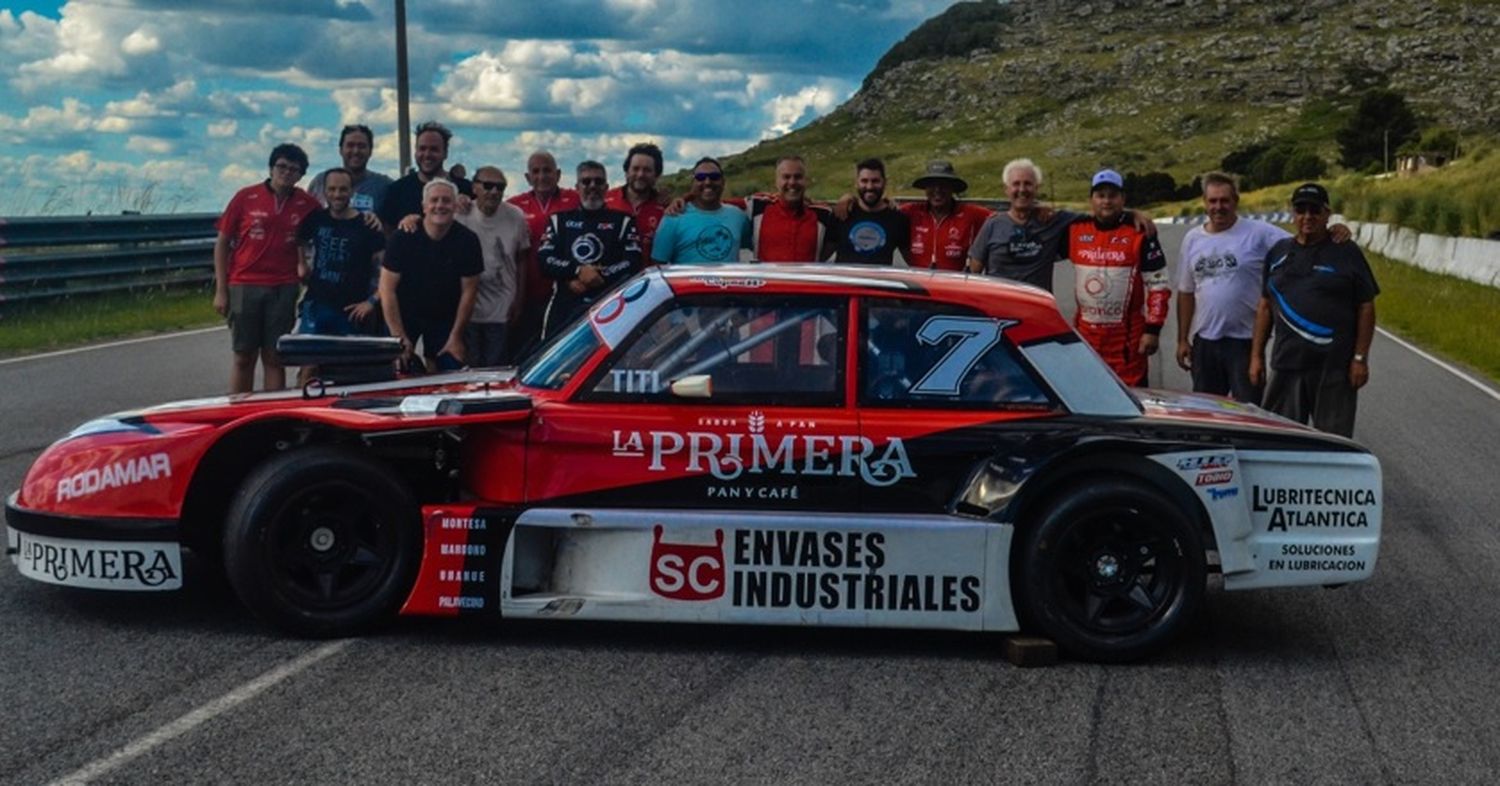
694;171;724;182
577;177;607;187
473;180;506;191
1293;203;1327;215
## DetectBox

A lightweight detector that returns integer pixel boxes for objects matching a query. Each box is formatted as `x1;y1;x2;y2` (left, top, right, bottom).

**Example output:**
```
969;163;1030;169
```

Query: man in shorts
213;143;321;393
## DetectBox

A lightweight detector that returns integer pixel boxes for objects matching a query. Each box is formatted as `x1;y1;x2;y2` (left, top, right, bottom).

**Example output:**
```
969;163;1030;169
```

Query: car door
856;296;1065;514
526;293;860;511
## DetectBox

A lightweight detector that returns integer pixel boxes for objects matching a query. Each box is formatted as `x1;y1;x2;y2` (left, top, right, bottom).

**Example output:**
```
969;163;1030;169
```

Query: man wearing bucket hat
1057;168;1170;386
1250;183;1378;437
901;160;994;271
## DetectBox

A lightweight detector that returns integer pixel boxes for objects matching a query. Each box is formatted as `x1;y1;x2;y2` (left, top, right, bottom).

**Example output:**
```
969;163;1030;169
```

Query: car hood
1133;388;1320;434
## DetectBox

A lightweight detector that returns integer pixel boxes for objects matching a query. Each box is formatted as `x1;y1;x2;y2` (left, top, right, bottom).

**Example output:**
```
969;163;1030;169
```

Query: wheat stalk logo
748;411;765;433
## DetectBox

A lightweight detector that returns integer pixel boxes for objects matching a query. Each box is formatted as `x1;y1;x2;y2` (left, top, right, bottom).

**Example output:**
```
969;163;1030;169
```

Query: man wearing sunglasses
307;124;392;214
651;157;752;265
457;166;530;366
538;161;642;339
1250;183;1379;437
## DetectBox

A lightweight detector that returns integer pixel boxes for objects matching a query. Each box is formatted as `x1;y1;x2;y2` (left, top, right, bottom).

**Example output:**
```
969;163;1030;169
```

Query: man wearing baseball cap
1056;168;1170;386
901;160;994;271
1250;183;1378;437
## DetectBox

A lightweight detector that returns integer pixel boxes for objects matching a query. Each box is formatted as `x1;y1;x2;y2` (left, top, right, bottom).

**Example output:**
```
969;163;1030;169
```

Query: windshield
517;320;602;390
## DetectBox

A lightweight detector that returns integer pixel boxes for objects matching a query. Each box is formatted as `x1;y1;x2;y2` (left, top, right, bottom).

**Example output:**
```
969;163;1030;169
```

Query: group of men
213;124;1378;437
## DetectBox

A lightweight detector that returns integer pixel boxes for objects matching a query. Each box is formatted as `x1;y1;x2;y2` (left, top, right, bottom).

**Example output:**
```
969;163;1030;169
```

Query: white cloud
762;81;848;138
126;135;174;154
207;119;238;137
120;28;160;56
283;106;300;119
436;51;528;111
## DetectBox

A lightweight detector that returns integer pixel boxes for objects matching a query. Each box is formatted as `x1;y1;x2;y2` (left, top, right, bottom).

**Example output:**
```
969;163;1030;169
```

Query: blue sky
0;0;960;215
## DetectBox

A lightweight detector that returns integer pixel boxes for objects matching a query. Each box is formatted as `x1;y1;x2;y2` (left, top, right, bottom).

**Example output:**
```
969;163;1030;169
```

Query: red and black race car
5;265;1381;661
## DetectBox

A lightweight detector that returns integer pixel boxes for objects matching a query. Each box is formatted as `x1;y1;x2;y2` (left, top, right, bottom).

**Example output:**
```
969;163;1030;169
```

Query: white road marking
0;326;224;366
46;640;350;785
1377;327;1500;403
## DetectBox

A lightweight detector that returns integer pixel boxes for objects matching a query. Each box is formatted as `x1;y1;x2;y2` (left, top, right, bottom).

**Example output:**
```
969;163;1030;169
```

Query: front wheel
224;447;421;637
1016;480;1205;663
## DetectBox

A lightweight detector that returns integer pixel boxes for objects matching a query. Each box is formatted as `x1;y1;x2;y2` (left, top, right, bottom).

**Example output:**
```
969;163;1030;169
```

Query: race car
5;265;1382;662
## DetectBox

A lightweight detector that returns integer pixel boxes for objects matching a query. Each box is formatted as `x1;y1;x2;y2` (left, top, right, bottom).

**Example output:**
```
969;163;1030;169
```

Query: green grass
1363;249;1500;382
0;285;220;358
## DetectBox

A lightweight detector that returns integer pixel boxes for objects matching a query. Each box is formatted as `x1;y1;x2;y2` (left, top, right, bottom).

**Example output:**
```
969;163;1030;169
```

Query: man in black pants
1250;183;1379;437
538;160;642;339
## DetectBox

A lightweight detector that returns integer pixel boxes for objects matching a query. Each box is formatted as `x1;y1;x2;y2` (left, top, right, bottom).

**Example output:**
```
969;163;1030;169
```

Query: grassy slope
1364;249;1500;382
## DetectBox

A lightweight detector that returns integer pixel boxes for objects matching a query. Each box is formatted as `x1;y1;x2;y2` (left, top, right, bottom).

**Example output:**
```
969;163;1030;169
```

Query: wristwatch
1352;353;1368;364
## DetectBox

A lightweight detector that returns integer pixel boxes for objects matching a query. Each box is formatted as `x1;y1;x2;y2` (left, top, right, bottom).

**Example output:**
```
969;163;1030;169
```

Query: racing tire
1016;480;1205;663
223;447;421;637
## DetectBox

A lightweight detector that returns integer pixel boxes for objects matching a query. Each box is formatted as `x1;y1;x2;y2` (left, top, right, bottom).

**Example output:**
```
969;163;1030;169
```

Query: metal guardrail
0;213;219;311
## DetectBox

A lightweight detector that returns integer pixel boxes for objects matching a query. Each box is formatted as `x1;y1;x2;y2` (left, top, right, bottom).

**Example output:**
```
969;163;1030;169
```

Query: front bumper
6;492;183;590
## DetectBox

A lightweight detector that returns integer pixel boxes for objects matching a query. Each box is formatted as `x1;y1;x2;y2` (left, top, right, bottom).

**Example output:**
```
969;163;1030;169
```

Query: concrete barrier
1347;220;1500;288
1166;212;1500;289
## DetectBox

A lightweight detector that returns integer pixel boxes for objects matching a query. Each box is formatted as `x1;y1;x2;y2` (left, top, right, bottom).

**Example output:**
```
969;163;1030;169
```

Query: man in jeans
213;143;321;393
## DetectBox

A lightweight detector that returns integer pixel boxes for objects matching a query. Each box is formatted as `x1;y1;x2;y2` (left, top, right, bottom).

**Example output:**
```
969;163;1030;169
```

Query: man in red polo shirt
749;156;835;263
507;150;580;358
213;143;321;393
605;142;668;264
902;160;993;271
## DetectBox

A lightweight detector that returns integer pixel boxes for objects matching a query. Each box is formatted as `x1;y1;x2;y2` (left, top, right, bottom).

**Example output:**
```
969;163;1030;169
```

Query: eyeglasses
694;171;724;182
577;177;607;187
1293;203;1327;215
272;163;304;174
473;180;506;191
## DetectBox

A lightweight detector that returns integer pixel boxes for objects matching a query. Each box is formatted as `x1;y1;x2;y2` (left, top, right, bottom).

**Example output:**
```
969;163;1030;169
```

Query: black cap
1291;182;1330;208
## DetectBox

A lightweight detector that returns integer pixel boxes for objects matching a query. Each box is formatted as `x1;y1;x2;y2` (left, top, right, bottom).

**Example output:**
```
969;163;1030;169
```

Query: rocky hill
709;0;1499;202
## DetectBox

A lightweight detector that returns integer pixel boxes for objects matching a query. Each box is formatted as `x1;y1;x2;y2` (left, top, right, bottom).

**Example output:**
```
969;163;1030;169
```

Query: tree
1282;149;1328;181
1336;89;1419;171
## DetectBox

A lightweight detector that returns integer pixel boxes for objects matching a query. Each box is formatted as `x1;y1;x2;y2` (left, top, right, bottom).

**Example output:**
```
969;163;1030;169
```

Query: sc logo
648;525;725;601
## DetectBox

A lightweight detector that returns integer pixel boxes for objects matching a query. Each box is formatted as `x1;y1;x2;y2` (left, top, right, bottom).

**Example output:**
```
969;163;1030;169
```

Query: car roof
656;264;1073;343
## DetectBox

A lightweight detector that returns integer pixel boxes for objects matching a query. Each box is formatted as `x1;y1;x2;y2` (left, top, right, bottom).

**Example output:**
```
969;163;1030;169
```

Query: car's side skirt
401;505;1017;632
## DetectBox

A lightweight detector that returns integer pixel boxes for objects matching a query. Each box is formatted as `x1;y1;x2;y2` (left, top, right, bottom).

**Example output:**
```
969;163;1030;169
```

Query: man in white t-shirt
1174;173;1288;402
1176;172;1352;403
458;165;531;366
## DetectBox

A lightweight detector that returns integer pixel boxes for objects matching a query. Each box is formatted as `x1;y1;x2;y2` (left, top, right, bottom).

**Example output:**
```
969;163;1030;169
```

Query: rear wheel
1016;480;1205;662
224;447;420;637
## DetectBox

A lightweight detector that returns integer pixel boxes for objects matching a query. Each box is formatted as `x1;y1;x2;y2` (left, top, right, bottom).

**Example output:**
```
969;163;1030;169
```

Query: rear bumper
6;492;183;590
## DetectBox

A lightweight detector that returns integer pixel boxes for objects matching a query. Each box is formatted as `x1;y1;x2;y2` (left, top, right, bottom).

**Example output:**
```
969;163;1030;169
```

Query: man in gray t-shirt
308;124;393;214
458;166;530;367
967;158;1078;292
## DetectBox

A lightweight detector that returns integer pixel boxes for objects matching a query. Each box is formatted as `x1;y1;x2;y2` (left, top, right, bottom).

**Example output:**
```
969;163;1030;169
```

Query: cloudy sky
0;0;959;215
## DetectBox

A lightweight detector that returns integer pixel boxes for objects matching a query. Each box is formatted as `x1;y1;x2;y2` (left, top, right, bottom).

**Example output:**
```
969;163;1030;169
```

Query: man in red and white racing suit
1062;169;1170;386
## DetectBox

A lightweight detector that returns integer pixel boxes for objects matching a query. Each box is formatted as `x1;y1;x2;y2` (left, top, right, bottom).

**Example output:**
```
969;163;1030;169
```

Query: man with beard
308;124;392;214
1059;169;1170;387
902;160;993;271
832;158;910;265
538;161;642;338
379;179;483;371
651;157;751;265
458;166;530;366
377;121;473;231
213;143;321;393
508;150;581;355
294;168;384;337
605;142;668;264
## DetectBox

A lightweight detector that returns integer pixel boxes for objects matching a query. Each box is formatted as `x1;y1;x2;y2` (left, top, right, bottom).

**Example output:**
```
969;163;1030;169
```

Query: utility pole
395;0;411;175
1383;127;1389;174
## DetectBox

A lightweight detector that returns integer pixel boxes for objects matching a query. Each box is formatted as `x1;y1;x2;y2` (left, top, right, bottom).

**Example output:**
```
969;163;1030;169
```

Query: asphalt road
3;224;1499;784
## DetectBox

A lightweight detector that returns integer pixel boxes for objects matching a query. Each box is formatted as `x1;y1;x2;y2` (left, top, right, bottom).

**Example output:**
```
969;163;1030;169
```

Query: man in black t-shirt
1250;183;1379;437
832;158;910;265
380;179;483;370
296;168;385;337
377;121;474;232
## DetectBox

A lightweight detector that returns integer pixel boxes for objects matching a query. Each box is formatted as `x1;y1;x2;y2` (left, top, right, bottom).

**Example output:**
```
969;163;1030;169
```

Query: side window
584;296;846;406
862;299;1052;408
